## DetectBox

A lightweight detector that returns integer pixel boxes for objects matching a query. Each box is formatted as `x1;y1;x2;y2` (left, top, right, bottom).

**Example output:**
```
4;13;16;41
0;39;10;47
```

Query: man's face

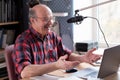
31;5;55;36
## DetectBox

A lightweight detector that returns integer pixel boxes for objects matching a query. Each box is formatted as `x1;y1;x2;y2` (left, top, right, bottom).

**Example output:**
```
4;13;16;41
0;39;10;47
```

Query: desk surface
21;63;120;80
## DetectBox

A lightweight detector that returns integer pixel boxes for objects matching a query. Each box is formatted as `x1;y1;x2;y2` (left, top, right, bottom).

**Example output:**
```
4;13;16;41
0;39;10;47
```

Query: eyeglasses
36;16;55;23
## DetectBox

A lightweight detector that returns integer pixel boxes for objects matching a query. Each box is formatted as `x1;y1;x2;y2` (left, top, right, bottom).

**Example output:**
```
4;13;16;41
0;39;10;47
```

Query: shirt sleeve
12;36;32;78
56;35;72;58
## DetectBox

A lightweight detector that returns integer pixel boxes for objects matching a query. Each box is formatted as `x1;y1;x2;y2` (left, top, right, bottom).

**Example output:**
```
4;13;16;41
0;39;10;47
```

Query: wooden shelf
0;76;8;80
0;21;19;26
0;49;4;54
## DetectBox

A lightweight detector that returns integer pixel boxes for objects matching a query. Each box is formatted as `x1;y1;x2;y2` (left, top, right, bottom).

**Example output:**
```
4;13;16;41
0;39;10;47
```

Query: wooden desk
21;63;120;80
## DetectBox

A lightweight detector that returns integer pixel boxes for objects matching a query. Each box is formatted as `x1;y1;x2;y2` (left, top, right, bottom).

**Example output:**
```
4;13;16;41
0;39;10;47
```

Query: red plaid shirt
12;27;71;79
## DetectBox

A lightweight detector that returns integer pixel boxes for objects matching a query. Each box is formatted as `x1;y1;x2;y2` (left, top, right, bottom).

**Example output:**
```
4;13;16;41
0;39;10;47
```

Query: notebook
71;45;120;79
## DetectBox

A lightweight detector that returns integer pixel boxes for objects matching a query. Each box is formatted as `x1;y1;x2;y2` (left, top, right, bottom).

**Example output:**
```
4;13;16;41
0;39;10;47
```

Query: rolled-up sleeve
12;37;32;78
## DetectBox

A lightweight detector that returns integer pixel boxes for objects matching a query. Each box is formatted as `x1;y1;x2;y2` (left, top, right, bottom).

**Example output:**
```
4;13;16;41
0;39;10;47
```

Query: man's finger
60;54;68;60
88;48;96;53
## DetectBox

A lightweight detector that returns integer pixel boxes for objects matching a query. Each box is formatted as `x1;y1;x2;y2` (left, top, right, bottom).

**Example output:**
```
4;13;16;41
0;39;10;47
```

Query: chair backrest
5;45;17;80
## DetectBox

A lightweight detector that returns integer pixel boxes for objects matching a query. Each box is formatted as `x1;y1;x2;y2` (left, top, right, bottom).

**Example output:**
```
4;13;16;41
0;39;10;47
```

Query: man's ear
30;17;35;23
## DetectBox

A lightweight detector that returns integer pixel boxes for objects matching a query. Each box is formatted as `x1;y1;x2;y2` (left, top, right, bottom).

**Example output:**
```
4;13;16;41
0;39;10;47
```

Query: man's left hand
83;48;102;64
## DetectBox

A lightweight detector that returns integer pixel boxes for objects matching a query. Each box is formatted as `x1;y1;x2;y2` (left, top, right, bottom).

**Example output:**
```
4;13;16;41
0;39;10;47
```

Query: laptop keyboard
85;70;98;78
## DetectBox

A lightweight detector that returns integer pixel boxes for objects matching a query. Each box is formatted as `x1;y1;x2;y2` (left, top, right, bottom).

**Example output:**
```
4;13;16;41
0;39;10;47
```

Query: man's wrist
53;61;60;70
79;55;86;63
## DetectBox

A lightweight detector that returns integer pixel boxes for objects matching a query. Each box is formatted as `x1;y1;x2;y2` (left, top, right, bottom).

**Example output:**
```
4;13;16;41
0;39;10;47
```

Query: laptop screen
98;45;120;78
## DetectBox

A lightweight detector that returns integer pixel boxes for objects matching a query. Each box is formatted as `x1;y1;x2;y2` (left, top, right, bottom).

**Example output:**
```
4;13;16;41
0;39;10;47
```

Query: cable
86;16;109;47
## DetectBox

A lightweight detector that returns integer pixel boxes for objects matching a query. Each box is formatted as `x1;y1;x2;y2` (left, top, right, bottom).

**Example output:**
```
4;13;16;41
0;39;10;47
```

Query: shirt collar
29;26;48;40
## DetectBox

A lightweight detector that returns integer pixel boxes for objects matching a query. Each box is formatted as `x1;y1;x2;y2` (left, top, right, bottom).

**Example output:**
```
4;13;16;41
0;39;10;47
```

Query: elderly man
12;1;101;79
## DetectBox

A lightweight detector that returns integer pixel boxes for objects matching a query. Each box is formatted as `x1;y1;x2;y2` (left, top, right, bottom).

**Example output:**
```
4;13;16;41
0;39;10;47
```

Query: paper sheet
58;76;82;80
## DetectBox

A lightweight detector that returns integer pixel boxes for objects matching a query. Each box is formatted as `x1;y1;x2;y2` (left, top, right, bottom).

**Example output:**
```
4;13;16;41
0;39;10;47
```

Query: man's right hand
55;55;80;70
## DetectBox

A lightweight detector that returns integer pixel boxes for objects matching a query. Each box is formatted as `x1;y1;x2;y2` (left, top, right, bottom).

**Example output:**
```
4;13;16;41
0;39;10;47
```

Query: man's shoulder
16;29;31;42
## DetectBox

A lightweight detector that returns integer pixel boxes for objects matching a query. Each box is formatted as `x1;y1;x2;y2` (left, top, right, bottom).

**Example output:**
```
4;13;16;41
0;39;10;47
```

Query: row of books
0;29;9;78
0;62;8;78
0;29;15;49
0;51;8;79
0;0;17;23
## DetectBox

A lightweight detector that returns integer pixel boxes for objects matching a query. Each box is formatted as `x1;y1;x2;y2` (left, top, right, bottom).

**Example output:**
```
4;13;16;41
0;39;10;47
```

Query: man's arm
68;53;85;62
21;55;80;79
21;62;58;79
68;48;101;64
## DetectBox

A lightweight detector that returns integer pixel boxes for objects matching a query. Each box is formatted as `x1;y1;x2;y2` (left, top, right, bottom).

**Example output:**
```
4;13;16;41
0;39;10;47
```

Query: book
1;31;7;48
0;0;2;22
11;0;16;21
7;0;11;22
1;0;4;22
6;29;15;45
4;0;8;22
0;29;4;49
0;62;6;69
0;52;5;63
0;65;8;78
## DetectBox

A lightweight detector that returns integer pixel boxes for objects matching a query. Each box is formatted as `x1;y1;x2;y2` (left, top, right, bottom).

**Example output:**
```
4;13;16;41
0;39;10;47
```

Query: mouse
66;68;78;73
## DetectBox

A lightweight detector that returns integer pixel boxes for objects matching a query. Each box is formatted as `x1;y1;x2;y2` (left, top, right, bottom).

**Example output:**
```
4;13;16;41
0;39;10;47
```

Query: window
73;0;119;48
97;0;120;47
73;1;97;43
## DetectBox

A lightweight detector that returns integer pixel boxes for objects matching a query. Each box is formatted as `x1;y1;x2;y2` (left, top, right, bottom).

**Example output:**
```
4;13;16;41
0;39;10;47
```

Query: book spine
0;0;2;22
0;29;4;49
7;0;11;22
6;29;15;45
4;0;8;22
2;31;7;48
1;0;4;22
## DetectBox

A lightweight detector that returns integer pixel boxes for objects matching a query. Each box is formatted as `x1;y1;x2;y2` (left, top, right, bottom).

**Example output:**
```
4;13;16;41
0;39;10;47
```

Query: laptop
71;45;120;79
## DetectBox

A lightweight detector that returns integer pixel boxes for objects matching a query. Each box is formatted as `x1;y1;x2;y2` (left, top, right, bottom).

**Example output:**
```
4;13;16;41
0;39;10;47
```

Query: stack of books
0;52;8;78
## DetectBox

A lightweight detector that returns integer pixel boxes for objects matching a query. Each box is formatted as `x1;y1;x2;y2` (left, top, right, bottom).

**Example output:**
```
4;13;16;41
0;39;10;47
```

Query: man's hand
55;55;80;70
83;48;102;64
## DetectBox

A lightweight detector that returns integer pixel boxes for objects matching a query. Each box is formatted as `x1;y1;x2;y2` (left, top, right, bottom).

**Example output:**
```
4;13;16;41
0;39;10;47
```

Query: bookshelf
0;0;23;79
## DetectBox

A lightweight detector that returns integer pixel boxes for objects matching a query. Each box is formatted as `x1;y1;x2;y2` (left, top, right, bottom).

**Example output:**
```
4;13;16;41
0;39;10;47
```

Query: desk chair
5;45;17;80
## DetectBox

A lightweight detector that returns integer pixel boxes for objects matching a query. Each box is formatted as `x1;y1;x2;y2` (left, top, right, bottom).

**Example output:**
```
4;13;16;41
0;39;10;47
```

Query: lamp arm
75;0;117;12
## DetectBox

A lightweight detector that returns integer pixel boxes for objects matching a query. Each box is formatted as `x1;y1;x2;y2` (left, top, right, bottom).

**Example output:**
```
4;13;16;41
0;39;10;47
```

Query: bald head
29;4;53;19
